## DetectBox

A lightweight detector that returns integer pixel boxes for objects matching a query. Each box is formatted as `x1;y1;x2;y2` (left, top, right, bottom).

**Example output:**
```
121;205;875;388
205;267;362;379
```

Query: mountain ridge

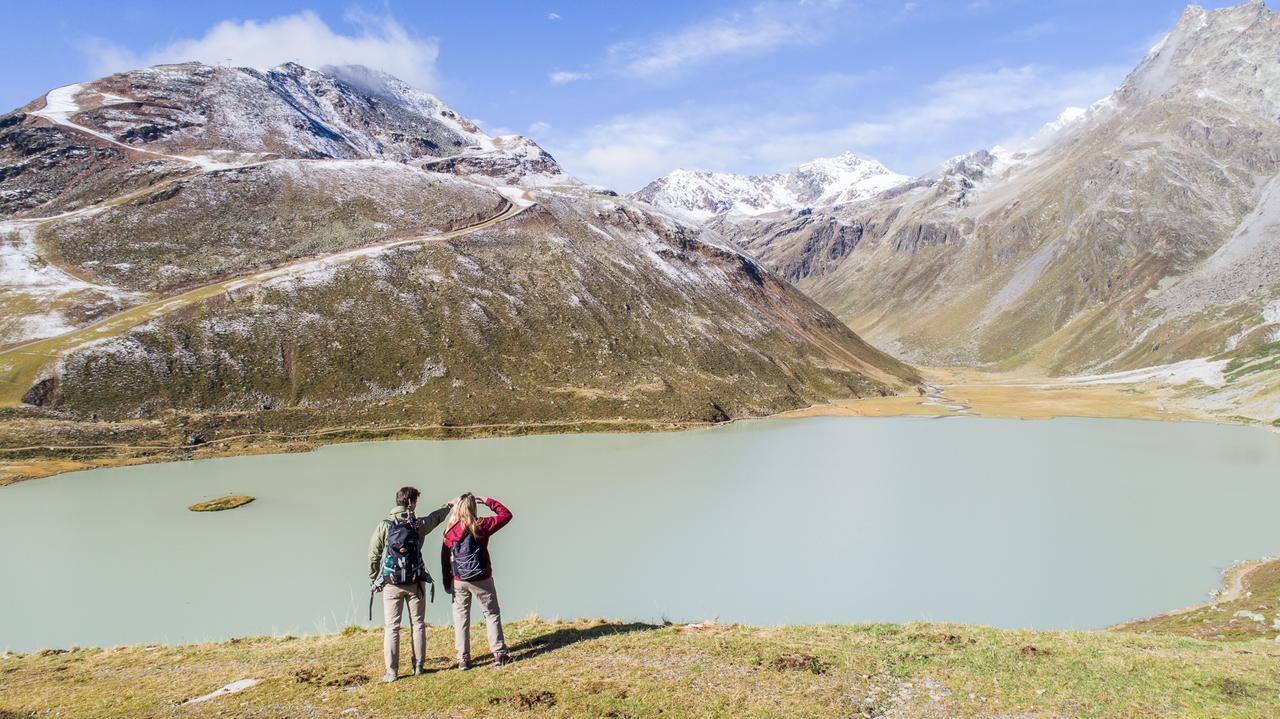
631;0;1280;422
0;60;919;450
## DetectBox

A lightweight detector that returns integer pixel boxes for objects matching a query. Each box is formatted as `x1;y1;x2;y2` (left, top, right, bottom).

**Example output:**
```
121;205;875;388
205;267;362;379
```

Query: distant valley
635;0;1280;425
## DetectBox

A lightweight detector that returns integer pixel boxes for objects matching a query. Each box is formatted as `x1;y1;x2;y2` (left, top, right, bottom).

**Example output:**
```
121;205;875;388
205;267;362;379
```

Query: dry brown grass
780;368;1215;423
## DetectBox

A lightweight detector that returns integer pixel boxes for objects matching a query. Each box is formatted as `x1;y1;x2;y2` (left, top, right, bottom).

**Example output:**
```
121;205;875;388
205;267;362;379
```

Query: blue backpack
450;531;486;581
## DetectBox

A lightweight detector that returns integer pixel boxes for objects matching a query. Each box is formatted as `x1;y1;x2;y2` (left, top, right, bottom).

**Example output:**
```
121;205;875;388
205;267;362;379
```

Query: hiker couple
367;486;513;682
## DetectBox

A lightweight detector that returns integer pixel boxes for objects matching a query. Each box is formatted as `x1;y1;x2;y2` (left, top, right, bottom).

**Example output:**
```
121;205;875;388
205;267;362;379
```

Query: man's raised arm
417;502;453;537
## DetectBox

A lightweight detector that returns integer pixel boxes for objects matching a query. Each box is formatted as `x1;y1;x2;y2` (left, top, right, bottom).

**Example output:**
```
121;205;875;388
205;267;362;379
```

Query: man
368;486;450;682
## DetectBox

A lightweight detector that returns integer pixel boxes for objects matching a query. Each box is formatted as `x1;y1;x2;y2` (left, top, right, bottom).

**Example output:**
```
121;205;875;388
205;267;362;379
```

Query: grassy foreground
4;607;1280;718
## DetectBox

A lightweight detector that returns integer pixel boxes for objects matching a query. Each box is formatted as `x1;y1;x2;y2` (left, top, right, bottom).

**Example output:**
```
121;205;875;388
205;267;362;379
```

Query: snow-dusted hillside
3;62;579;221
632;153;909;220
0;61;918;437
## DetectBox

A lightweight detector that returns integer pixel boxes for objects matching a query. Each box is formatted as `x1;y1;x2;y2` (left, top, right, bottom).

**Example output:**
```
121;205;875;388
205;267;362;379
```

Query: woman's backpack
450;531;486;581
382;517;430;585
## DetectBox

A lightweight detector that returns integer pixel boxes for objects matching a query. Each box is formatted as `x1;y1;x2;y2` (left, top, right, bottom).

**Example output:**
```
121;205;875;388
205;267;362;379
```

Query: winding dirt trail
30;84;271;171
0;199;527;406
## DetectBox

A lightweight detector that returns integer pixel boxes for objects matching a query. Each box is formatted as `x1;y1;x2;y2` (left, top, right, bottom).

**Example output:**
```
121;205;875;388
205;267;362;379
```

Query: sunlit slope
708;2;1280;420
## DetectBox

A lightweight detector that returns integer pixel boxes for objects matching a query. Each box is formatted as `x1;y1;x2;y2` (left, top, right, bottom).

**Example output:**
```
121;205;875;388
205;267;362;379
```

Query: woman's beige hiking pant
382;582;426;674
451;577;507;660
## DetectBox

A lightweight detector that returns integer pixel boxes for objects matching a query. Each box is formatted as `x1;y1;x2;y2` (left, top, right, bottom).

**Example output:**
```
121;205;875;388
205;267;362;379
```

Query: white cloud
80;11;439;89
528;121;552;135
549;70;590;84
547;12;561;20
605;0;846;79
549;63;1127;191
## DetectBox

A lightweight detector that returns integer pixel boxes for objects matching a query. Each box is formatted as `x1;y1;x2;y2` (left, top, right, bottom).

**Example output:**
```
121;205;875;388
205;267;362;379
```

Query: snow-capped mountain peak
632;153;910;220
16;61;578;190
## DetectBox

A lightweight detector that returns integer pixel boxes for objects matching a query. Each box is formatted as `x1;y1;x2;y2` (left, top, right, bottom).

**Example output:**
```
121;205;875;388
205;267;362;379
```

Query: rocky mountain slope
632;153;909;221
650;1;1280;422
0;61;918;447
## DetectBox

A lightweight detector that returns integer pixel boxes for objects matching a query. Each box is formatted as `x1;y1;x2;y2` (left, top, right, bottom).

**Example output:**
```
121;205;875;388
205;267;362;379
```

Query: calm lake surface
3;416;1279;652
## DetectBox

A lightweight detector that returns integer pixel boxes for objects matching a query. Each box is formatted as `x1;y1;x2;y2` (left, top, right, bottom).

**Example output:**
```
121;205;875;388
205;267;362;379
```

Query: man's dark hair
396;486;420;506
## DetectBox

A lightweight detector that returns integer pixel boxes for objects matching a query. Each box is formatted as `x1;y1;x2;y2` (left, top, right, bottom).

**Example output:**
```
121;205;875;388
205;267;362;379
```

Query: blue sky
0;1;1266;190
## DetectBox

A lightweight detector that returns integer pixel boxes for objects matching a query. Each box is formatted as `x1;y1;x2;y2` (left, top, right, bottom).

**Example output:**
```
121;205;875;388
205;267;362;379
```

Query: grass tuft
770;653;826;674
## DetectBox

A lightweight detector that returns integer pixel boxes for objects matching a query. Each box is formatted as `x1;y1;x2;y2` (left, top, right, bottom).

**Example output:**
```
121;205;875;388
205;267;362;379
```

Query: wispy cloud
1009;20;1057;41
550;63;1127;190
545;1;850;90
80;10;439;89
547;12;561;20
603;0;846;79
549;70;591;84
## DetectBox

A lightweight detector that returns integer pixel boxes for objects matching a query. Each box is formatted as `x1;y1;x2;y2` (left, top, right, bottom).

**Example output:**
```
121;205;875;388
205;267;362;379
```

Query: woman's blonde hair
447;493;479;536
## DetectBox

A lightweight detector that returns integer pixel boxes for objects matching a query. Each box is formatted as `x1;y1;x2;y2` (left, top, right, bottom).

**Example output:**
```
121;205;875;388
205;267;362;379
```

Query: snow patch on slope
0;219;134;344
0;221;103;295
321;63;496;152
1064;357;1228;388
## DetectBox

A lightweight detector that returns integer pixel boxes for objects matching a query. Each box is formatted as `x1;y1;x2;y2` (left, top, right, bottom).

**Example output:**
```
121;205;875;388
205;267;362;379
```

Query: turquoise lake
2;415;1279;652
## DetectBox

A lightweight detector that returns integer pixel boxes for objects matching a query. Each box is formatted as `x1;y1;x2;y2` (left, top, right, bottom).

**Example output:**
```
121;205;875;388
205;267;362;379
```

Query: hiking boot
493;652;510;667
457;656;471;671
381;671;398;683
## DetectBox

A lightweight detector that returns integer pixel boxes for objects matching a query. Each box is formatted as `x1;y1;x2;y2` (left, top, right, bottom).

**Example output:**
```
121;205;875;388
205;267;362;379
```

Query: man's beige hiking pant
451;577;507;659
383;582;426;674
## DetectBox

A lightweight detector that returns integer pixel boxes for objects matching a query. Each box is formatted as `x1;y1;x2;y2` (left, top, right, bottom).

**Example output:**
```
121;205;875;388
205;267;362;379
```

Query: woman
441;493;513;669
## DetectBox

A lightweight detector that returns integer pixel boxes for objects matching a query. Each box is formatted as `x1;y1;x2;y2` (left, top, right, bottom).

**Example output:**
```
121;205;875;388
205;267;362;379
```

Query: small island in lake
188;496;255;512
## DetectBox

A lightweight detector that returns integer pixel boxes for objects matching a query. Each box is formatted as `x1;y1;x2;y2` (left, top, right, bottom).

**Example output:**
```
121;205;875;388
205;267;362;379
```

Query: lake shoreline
7;553;1275;655
0;416;717;486
1110;558;1274;631
2;377;1276;486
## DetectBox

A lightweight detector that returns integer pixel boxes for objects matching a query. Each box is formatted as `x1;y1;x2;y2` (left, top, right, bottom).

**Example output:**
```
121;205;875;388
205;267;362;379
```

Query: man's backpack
450;530;487;581
382;517;431;585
